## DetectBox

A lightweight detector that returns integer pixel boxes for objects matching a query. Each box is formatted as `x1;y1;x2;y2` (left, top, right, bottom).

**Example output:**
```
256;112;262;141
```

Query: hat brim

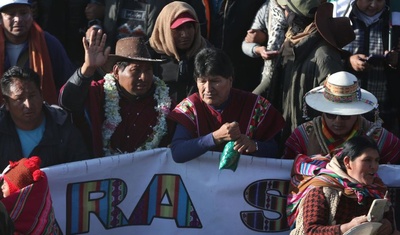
0;2;30;10
101;54;165;73
276;0;287;6
315;3;355;50
305;85;377;115
171;18;197;29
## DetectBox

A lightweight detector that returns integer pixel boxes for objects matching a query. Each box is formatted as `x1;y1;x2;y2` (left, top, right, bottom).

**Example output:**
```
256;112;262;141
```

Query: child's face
1;180;10;198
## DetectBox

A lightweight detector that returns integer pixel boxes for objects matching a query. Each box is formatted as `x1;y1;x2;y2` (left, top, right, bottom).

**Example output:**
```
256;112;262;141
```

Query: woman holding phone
287;136;399;234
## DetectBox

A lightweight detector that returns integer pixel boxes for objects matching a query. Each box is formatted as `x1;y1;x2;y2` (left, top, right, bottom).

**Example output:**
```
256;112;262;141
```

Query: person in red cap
2;156;44;198
1;156;61;234
149;1;209;103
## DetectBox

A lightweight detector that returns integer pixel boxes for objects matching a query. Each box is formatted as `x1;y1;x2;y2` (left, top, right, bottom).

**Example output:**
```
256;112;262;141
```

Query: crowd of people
0;0;399;234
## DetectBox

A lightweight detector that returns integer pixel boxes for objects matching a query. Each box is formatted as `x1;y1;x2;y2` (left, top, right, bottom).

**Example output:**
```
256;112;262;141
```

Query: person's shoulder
231;88;254;96
42;31;66;50
290;120;314;135
172;94;199;111
303;186;326;202
231;89;271;105
0;107;9;127
43;103;70;125
301;119;315;130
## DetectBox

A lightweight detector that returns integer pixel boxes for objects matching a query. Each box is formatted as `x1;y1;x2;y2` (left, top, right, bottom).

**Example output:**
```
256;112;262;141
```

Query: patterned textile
1;174;61;234
283;116;400;164
321;117;359;152
168;88;285;152
286;153;387;227
0;22;57;104
301;187;368;234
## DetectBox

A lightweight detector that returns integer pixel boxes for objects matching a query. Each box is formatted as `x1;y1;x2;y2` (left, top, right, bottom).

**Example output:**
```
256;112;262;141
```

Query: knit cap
3;156;44;194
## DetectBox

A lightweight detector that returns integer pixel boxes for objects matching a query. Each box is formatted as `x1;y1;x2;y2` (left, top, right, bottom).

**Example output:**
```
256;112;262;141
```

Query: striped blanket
1;174;62;234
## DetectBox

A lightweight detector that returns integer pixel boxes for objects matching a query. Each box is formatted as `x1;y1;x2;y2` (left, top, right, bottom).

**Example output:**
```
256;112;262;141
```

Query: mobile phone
366;54;386;66
265;50;279;55
366;198;388;222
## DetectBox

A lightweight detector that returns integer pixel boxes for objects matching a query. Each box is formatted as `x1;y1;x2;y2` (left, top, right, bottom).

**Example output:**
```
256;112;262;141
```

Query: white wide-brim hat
0;0;31;10
305;71;378;116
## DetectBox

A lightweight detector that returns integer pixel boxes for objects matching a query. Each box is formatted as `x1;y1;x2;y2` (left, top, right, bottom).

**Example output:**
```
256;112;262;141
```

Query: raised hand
81;27;111;77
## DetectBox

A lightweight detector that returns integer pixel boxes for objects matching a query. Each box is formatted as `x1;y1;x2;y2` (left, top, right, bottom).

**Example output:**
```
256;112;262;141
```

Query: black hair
115;61;130;71
335;136;379;170
193;48;234;80
1;66;41;99
115;60;153;72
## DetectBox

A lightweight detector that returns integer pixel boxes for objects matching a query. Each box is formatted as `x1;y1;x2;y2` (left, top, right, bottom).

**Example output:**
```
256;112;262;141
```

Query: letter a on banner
129;174;202;228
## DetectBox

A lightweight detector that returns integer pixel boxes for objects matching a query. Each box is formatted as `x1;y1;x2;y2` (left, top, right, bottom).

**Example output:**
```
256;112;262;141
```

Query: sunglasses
324;113;352;120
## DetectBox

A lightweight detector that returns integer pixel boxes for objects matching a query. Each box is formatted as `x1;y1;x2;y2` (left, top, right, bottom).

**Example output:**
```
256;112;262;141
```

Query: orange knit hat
3;156;44;194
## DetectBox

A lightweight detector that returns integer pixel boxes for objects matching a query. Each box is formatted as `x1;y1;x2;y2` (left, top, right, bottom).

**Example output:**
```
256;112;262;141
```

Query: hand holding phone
366;54;386;66
262;50;279;59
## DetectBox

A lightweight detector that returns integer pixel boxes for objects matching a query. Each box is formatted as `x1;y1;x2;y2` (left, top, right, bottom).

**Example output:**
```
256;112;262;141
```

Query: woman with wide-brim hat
283;71;400;164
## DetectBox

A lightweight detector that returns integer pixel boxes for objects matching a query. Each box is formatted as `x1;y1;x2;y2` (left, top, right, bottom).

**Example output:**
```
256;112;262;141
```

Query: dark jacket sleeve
59;68;93;112
64;119;92;162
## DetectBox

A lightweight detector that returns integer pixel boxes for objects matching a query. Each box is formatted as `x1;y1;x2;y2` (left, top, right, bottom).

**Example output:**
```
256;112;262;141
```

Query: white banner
42;148;400;235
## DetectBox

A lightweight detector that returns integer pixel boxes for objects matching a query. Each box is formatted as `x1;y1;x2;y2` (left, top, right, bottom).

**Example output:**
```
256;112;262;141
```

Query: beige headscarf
149;1;207;61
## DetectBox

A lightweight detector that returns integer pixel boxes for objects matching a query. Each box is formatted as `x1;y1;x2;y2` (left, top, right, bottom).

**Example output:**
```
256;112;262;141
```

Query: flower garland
102;74;171;155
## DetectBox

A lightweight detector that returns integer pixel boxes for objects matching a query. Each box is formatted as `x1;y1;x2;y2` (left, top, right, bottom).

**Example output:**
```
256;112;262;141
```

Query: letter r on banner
66;179;129;234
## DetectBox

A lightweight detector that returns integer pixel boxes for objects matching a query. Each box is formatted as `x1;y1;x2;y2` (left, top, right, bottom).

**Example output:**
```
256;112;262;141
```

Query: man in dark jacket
0;66;89;169
0;0;76;105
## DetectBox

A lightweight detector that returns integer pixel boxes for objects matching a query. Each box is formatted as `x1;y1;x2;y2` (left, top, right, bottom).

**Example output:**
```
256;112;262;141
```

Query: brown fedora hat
315;3;355;50
102;36;164;73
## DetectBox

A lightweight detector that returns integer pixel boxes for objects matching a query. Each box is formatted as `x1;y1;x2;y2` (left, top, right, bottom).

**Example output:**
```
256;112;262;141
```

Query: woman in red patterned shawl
287;136;399;234
283;71;400;164
168;48;285;163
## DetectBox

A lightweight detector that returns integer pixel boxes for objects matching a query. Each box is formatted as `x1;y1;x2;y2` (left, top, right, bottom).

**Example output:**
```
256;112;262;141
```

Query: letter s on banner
240;180;290;232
